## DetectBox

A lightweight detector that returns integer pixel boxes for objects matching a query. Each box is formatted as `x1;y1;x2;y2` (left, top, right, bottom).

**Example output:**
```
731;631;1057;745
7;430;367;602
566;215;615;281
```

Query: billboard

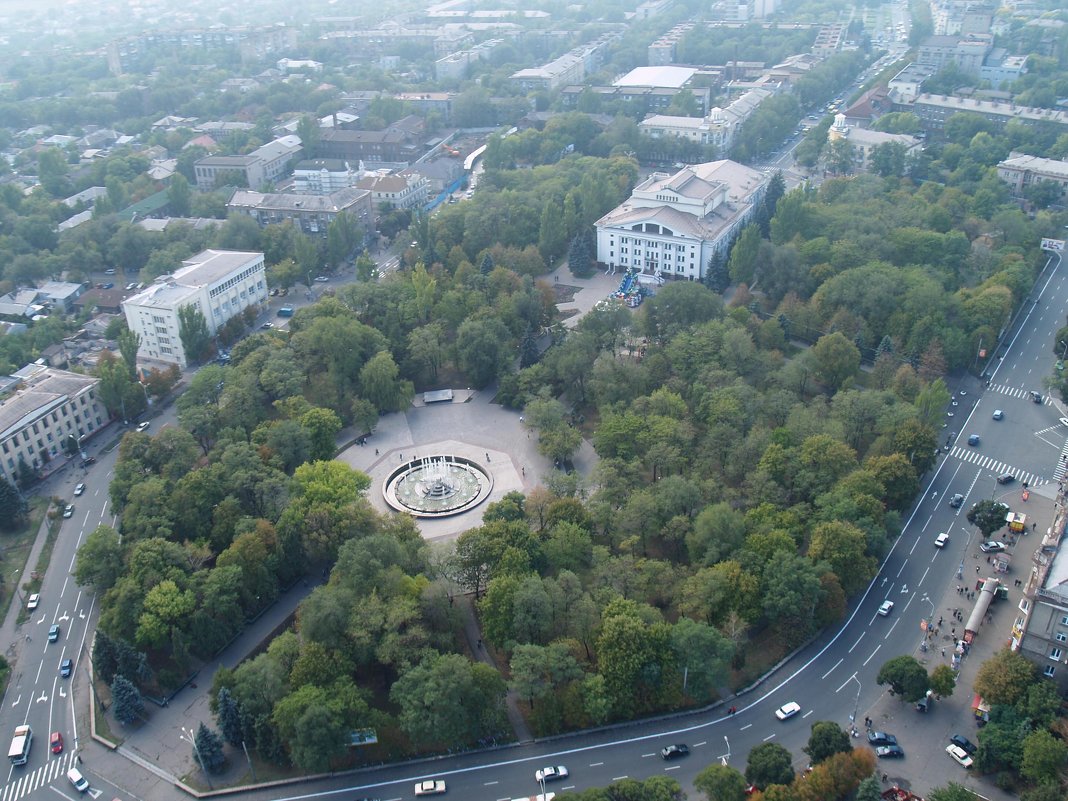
1041;238;1065;252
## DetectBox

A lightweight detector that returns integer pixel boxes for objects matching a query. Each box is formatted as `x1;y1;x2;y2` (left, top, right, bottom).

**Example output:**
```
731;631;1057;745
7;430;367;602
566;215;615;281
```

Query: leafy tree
0;476;28;531
1021;729;1068;785
803;720;852;764
694;763;748;801
193;721;226;773
810;332;861;392
745;741;795;789
359;351;414;413
455;317;513;387
966;500;1010;538
111;675;143;724
856;776;882;801
177;304;212;364
168;174;192;217
74;525;124;591
728;224;762;285
670;617;733;701
928;663;956;698
876;655;929;702
117;328;141;379
974;648;1036;706
927;784;979;801
300;407;342;461
390;653;507;747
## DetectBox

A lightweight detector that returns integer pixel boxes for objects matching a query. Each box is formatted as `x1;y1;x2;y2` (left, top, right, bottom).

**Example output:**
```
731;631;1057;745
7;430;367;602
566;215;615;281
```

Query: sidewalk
861;486;1053;801
94;578;320;787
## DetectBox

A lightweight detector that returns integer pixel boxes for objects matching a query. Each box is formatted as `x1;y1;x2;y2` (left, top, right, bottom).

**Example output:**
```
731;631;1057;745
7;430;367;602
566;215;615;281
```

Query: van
67;767;89;792
277;306;294;317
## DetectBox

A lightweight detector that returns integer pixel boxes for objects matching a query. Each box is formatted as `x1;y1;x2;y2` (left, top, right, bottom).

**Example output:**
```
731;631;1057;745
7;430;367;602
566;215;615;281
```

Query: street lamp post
180;726;213;790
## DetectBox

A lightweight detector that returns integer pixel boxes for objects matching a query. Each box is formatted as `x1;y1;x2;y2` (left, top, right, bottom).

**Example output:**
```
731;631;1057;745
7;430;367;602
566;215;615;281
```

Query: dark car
1031;391;1043;404
48;624;60;643
660;744;689;760
876;745;905;759
81;456;97;467
949;494;964;508
867;731;897;747
967;434;980;446
950;735;977;755
60;658;73;678
996;474;1015;484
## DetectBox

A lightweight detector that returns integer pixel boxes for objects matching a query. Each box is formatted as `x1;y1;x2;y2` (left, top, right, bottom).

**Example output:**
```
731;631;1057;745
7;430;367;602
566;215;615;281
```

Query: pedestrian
521;466;526;476
375;448;379;455
882;773;888;783
1033;522;1037;532
951;627;955;635
938;616;943;626
399;452;403;460
977;565;981;574
486;452;490;461
942;648;946;657
477;638;482;648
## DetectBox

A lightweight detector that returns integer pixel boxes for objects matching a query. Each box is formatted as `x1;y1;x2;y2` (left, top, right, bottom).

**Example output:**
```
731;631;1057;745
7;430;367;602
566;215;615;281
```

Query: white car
878;600;895;616
946;744;973;768
63;504;74;518
27;593;40;610
775;701;801;720
535;766;569;783
136;421;151;432
74;483;85;496
414;780;447;796
935;532;949;548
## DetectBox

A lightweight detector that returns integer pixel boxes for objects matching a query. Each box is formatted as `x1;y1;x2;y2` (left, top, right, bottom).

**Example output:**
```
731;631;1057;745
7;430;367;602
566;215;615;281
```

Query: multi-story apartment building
226;188;374;238
904;94;1068;134
997;154;1068;201
356;170;430;211
639;89;772;152
122;250;267;368
595;160;768;282
106;25;297;76
827;114;924;171
292;160;363;194
510;31;620;92
0;364;106;483
194;136;303;191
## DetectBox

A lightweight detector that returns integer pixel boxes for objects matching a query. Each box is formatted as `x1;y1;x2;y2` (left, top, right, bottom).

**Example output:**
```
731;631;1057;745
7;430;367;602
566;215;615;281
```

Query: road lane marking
612;776;629;781
763;734;776;741
642;753;655;757
740;723;752;730
864;645;881;666
483;781;498;786
848;633;864;653
802;710;813;718
822;659;843;679
694;742;706;747
589;762;603;767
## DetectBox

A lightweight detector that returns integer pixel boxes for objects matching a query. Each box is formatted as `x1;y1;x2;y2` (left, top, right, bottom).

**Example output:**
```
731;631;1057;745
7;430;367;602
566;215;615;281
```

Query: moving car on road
535;766;569;783
992;409;1004;420
967;434;980;446
136;421;151;433
949;493;964;508
660;744;689;760
935;532;949;548
62;504;74;518
878;600;895;616
414;780;447;796
48;625;60;643
775;701;801;720
73;483;85;496
67;767;89;792
60;658;73;678
50;732;63;754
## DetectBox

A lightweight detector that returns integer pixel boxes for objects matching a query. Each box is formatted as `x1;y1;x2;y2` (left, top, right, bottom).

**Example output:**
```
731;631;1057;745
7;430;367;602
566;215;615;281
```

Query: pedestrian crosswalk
1054;441;1068;484
949;447;1046;488
1;752;78;801
987;383;1055;404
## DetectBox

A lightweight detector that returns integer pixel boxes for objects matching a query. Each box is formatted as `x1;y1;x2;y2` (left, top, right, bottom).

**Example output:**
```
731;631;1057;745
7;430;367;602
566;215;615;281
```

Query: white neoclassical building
595;160;769;282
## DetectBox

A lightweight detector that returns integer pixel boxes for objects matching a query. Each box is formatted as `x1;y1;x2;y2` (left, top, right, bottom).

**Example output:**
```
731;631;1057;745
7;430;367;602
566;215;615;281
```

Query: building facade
226;187;374;238
292;159;363;194
356;170;430;211
0;364;106;483
595;160;768;282
193;135;303;190
827;114;923;171
997;154;1068;201
122;250;267;368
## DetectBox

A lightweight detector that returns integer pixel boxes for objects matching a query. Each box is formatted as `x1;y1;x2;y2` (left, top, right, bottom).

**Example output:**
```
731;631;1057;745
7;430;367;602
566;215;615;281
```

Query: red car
50;731;63;754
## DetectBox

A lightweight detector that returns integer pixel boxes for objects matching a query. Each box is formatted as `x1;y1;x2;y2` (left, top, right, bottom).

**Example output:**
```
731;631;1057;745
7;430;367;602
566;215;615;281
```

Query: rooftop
0;365;98;441
614;65;697;89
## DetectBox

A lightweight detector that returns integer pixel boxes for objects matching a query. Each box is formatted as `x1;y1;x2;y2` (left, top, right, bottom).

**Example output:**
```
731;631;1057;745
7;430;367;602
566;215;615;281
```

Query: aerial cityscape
0;1;1067;801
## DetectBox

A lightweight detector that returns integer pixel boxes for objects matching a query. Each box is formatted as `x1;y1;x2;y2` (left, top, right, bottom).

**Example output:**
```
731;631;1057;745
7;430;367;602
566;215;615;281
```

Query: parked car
63;504;74;518
950;735;977;755
980;541;1007;553
103;268;116;275
949;493;964;508
867;732;897;747
125;282;137;291
261;321;274;329
136;421;151;433
314;275;329;282
81;456;96;467
535;766;569;783
946;744;973;768
878;600;895;616
27;593;39;610
660;744;689;760
414;780;447;796
74;483;85;496
775;701;801;720
48;624;60;642
876;745;905;759
60;658;73;678
50;731;63;754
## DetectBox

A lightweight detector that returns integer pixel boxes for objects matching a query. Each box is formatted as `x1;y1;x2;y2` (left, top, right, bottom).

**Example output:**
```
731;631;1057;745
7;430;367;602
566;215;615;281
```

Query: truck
8;725;32;765
1006;512;1027;533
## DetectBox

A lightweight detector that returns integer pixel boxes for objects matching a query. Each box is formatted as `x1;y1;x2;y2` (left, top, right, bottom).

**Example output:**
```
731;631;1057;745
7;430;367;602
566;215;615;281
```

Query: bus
8;725;31;765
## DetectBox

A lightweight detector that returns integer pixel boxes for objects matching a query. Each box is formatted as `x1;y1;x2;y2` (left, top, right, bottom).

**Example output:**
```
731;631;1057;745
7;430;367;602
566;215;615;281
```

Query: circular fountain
383;455;494;518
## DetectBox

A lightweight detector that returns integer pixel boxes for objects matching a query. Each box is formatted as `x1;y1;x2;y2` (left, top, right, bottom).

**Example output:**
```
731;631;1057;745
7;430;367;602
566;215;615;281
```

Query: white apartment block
639;89;771;151
827;114;923;171
194;135;303;191
356;169;430;211
0;364;106;484
595;160;768;282
292;159;363;194
122;250;267;368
